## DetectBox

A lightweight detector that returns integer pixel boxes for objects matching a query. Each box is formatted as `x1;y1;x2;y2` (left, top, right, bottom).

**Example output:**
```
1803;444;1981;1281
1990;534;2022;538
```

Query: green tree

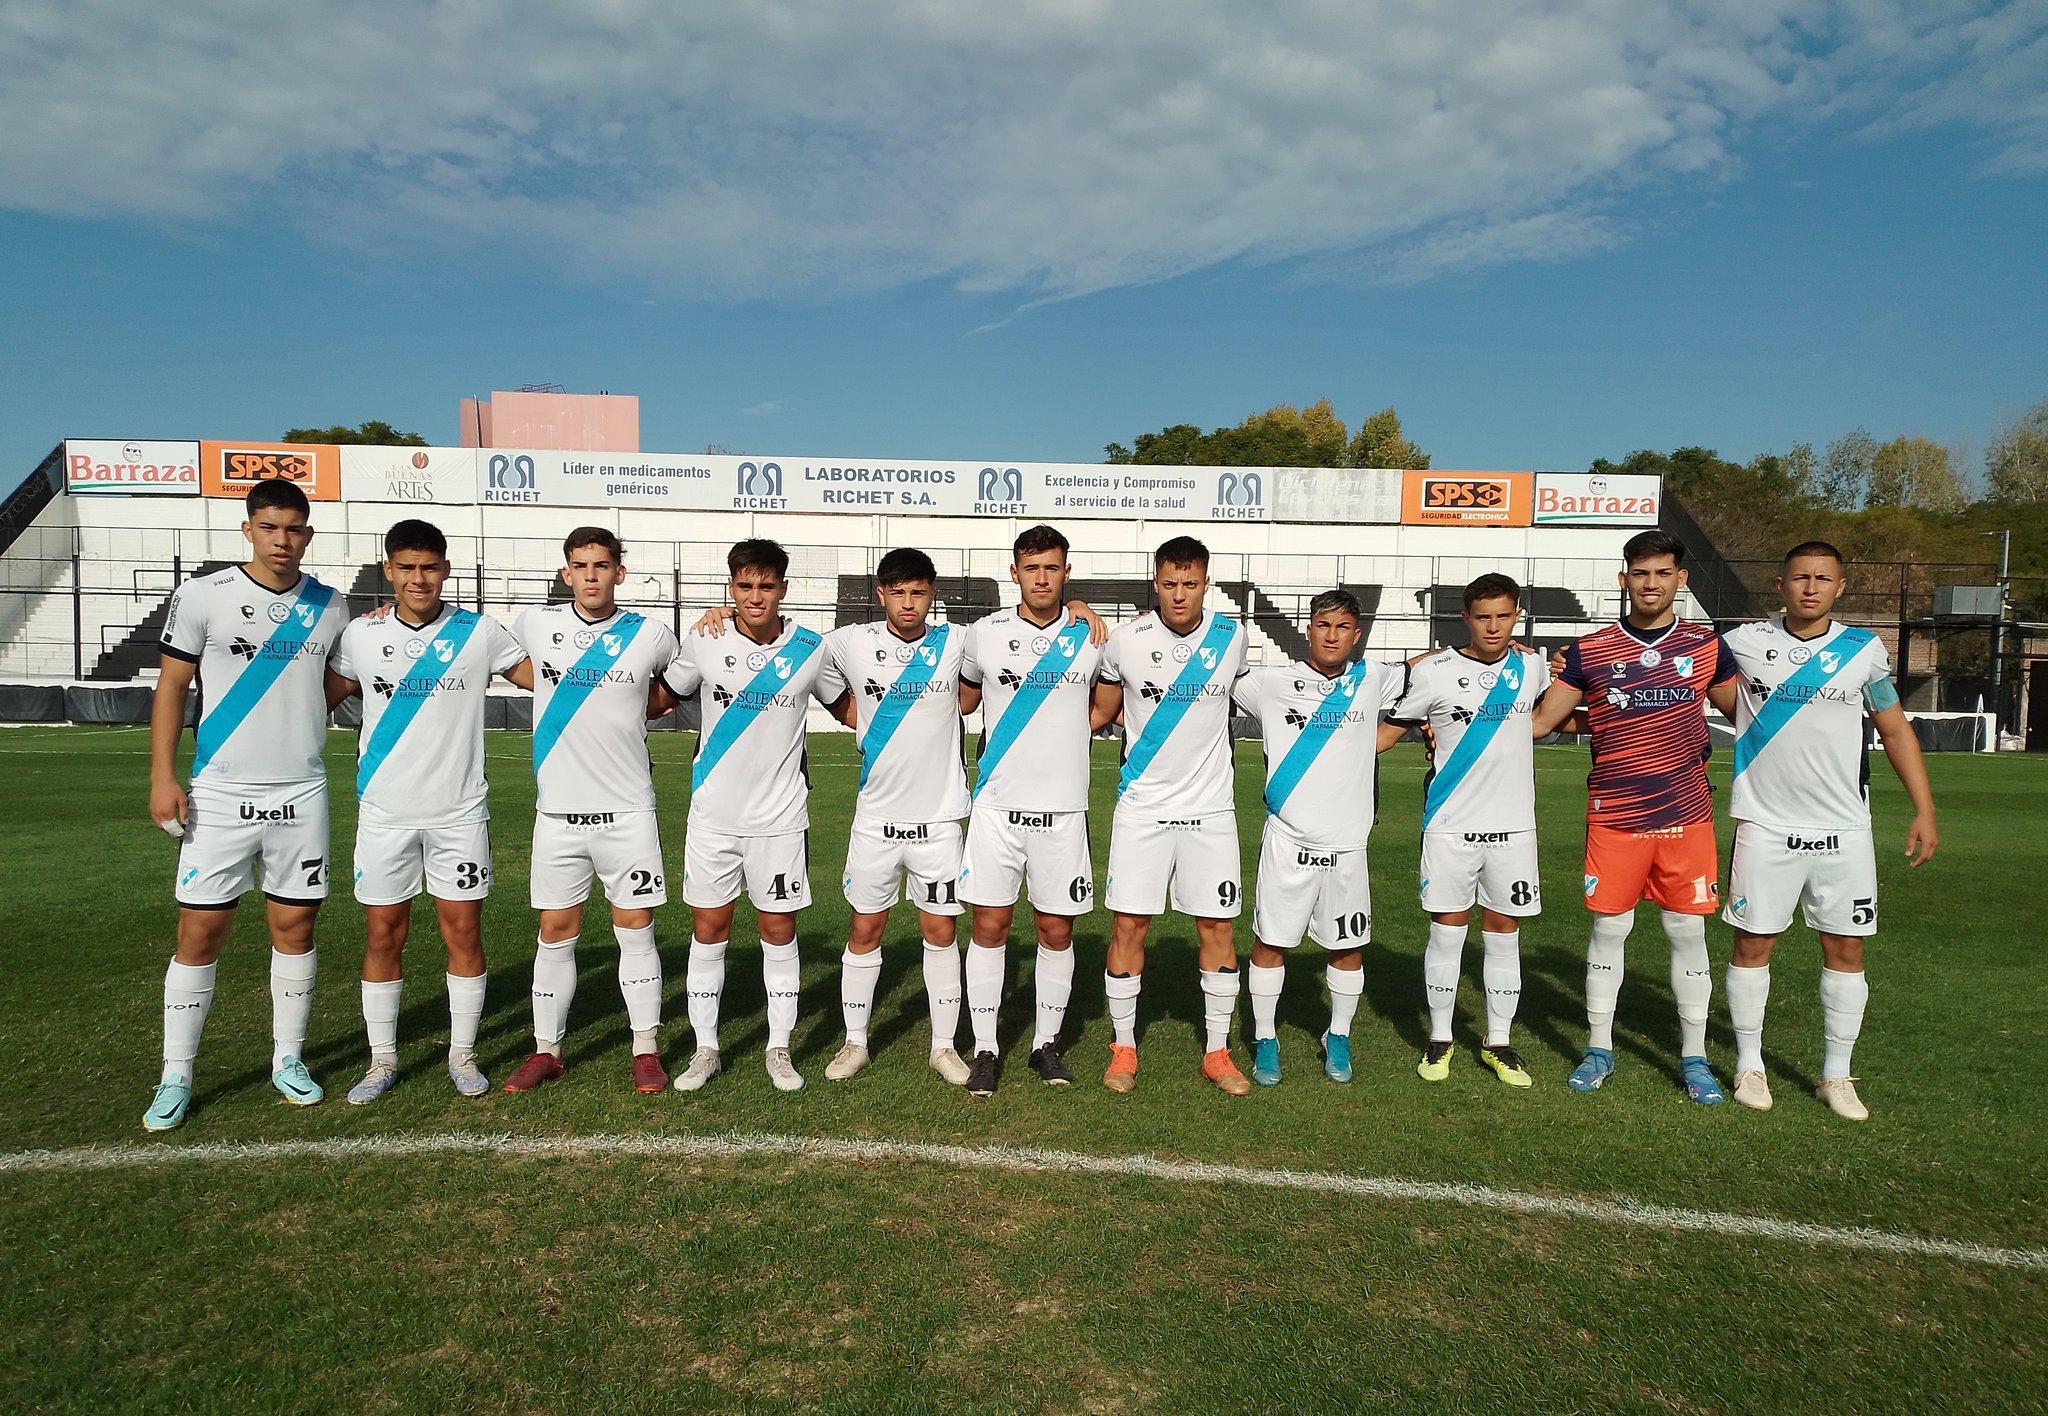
1345;407;1429;469
1868;436;1967;512
1106;399;1366;467
280;420;428;446
1985;398;2048;504
1817;427;1876;510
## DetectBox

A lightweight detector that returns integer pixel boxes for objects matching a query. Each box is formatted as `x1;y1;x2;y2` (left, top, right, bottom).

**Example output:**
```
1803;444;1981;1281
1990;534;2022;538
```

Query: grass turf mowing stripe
5;1129;2043;1272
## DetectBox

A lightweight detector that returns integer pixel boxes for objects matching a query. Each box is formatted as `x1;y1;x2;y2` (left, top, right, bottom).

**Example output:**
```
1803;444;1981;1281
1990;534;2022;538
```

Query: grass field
1;726;2043;1414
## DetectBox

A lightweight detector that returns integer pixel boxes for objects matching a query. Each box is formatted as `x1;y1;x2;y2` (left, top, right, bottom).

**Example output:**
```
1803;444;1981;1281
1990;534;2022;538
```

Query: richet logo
1213;471;1263;519
734;460;787;509
974;466;1026;514
484;453;539;503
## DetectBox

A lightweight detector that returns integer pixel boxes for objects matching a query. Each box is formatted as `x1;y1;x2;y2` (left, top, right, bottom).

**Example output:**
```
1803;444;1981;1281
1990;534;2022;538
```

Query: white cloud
0;1;2035;298
741;399;786;417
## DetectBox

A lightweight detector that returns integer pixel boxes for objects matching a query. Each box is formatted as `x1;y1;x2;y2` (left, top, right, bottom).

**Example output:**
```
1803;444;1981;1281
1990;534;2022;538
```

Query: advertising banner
1272;467;1402;524
1400;470;1533;526
64;439;200;495
1531;472;1661;526
199;441;341;502
340;445;478;504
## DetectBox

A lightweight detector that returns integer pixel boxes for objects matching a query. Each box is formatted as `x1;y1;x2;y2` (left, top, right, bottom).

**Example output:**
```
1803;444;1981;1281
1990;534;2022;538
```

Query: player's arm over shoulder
1530;642;1587;735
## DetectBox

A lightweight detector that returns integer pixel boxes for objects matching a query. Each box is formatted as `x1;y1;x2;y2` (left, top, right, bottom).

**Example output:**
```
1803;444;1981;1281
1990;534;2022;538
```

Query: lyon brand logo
1216;471;1263;508
977;466;1024;501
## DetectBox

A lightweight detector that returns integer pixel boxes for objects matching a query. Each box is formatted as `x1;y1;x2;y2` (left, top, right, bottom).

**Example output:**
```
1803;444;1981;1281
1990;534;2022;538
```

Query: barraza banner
1531;472;1661;526
65;439;199;495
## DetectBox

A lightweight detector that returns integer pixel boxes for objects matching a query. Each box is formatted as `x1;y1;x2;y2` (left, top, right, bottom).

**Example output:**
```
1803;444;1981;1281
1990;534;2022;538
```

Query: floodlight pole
1983;529;2011;730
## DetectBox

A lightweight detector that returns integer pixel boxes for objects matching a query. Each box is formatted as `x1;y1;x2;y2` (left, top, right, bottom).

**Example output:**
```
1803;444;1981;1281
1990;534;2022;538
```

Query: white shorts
843;816;965;916
684;829;810;913
530;810;667;911
958;805;1095;916
1723;822;1879;937
1418;830;1542;917
1252;822;1372;951
354;818;494;907
175;781;330;908
1104;808;1242;919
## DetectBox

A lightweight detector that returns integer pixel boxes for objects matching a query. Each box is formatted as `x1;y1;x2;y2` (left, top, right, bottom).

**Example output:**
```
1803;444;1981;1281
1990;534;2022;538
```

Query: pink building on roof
459;389;639;451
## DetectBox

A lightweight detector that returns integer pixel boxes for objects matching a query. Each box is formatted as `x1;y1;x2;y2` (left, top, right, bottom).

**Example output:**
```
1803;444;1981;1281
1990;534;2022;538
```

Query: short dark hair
563;527;624;562
1622;529;1687;567
875;547;937;586
1308;589;1361;623
728;538;789;580
384;519;447;559
1154;535;1210;572
245;478;310;519
1463;573;1521;610
1782;540;1844;569
1012;524;1069;562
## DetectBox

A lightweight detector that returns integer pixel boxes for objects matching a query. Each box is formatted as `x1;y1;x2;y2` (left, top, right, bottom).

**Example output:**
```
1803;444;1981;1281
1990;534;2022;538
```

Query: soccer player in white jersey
143;478;348;1131
957;524;1111;1098
1092;536;1252;1096
1235;591;1410;1087
325;519;530;1103
502;528;683;1097
1720;540;1938;1120
1389;574;1550;1089
668;539;836;1095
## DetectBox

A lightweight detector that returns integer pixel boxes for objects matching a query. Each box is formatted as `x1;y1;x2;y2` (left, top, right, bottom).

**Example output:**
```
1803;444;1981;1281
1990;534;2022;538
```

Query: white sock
1480;930;1521;1047
1248;961;1285;1041
1585;911;1631;1052
1326;964;1363;1038
1726;963;1770;1074
1423;921;1467;1041
270;947;317;1071
1663;910;1712;1059
531;935;577;1055
841;946;883;1047
446;971;486;1058
763;938;801;1050
162;958;215;1083
1820;967;1868;1080
923;942;963;1053
686;938;726;1052
965;943;1005;1056
361;978;402;1063
1033;945;1075;1049
615;924;662;1054
1105;970;1142;1047
1199;967;1239;1052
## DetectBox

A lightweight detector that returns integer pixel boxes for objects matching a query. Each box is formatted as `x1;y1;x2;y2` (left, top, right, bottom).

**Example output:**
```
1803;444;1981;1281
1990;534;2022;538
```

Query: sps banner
341;446;478;505
1400;470;1533;526
1531;472;1661;526
199;441;341;501
65;440;199;495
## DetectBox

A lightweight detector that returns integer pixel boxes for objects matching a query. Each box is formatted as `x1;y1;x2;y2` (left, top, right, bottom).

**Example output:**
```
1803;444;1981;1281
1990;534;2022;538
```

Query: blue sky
3;2;2043;484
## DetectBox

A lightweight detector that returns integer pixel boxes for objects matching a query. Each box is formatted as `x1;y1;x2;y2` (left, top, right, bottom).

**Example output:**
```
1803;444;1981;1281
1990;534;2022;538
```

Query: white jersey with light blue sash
160;566;346;788
1235;659;1405;851
1100;610;1248;815
1725;618;1892;830
332;606;526;827
516;603;681;815
667;617;830;836
961;606;1103;813
1391;647;1549;835
817;619;969;826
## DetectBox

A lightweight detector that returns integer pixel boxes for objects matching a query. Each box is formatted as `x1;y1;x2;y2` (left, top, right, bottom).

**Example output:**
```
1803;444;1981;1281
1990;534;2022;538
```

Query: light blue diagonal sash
1732;626;1874;780
1422;655;1529;829
692;627;823;791
1117;613;1238;798
858;624;949;791
190;578;335;778
972;617;1090;800
532;613;646;774
1263;661;1368;816
356;610;481;796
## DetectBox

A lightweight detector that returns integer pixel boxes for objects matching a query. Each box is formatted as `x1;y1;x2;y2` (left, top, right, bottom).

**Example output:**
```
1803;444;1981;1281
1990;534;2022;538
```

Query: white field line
1;1129;2041;1272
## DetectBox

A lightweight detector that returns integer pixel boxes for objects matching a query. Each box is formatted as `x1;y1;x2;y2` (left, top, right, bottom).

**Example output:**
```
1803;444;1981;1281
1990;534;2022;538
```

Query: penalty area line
1;1129;2042;1273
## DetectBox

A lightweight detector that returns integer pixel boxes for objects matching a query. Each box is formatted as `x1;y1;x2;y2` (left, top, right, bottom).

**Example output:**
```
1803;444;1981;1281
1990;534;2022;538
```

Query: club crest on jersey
917;643;939;665
1674;655;1695;677
897;643;916;663
1638;648;1662;667
1196;647;1219;669
600;633;624;657
1789;645;1811;665
1502;662;1521;689
574;630;596;649
405;638;427;658
266;602;289;624
772;655;794;679
1173;643;1193;663
747;651;768;671
1479;671;1497;689
1818;650;1841;673
1317;678;1336;695
1031;636;1050;655
1057;638;1077;659
433;640;456;663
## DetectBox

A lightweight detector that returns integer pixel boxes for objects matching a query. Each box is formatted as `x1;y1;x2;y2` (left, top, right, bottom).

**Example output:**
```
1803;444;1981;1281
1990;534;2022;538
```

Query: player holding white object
667;539;836;1095
957;524;1112;1098
1389;573;1550;1089
144;478;348;1132
1720;540;1938;1120
501;528;682;1097
1092;536;1252;1096
1236;591;1410;1087
325;519;530;1103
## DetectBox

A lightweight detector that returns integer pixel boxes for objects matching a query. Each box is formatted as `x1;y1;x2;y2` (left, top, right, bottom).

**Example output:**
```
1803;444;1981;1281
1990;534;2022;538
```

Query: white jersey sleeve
518;604;679;815
828;621;970;825
1247;659;1402;850
340;608;521;827
964;607;1102;813
1392;648;1547;835
677;618;828;835
1726;618;1891;830
161;567;345;788
1102;610;1247;815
